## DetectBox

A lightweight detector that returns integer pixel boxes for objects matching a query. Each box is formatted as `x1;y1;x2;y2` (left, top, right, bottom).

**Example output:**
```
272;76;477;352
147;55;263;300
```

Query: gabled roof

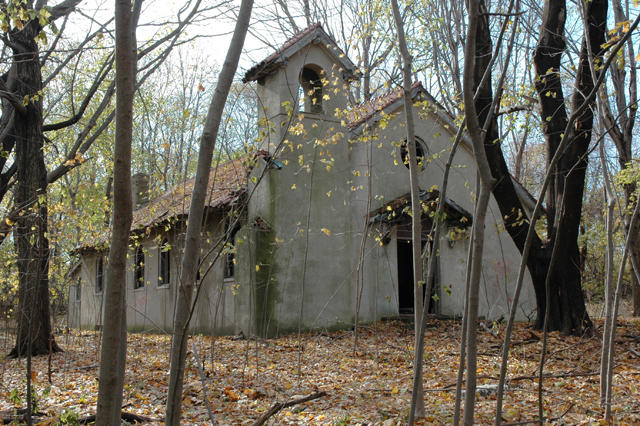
130;159;247;230
348;81;459;135
348;81;424;128
243;23;359;83
81;159;247;251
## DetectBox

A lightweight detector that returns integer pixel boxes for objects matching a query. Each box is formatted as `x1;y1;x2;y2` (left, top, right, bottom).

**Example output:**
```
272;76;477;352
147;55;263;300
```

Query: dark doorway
397;238;437;315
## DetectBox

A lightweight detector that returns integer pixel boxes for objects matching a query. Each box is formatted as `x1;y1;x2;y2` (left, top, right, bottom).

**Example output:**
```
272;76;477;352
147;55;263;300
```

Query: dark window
224;222;241;279
134;246;145;289
159;239;170;286
299;66;324;114
195;257;202;283
76;277;81;301
400;138;427;171
96;256;104;293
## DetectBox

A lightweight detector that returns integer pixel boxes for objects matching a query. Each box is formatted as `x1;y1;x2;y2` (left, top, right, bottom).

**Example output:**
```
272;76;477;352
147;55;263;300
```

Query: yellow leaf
391;387;399;394
5;218;13;226
321;228;331;236
255;265;260;272
285;382;292;389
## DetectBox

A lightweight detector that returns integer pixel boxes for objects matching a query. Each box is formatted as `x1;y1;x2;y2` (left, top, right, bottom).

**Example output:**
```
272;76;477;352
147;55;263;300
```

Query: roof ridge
243;23;324;83
348;81;424;128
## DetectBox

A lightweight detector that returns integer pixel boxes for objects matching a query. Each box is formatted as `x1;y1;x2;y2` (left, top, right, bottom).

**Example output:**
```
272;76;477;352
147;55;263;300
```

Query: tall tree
601;0;640;316
1;0;218;357
5;0;82;358
165;1;254;424
390;0;424;419
94;0;137;423
473;0;607;335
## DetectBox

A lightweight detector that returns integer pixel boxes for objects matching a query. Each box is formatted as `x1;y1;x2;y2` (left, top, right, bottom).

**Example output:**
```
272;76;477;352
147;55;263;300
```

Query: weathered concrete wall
349;98;536;322
77;211;239;335
241;42;357;337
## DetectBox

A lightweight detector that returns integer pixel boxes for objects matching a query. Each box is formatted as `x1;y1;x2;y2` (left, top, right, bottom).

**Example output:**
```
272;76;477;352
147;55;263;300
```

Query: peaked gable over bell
243;23;360;83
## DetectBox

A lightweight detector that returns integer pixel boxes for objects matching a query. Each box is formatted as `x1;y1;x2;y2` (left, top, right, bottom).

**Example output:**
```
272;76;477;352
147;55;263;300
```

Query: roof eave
243;26;359;84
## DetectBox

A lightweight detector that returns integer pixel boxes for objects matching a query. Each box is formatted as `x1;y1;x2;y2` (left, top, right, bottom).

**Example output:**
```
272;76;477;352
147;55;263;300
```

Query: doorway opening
397;238;438;315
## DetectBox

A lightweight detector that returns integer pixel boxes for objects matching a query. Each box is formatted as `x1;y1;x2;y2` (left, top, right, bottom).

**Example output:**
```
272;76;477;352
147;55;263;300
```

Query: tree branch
49;0;83;21
251;392;327;426
0;78;27;116
42;56;113;131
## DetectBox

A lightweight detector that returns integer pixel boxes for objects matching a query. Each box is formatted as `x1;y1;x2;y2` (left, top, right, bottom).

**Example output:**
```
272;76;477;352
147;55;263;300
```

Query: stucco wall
349;99;536;322
76;211;239;335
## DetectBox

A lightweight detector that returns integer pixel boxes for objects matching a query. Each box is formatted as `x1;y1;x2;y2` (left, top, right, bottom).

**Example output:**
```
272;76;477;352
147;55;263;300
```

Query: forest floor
0;312;639;425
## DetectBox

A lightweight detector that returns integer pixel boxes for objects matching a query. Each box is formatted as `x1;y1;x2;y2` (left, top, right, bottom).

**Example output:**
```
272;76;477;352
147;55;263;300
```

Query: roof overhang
368;190;473;229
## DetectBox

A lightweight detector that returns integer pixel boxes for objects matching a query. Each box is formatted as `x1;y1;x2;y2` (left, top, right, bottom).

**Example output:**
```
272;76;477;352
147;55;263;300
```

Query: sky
65;0;278;76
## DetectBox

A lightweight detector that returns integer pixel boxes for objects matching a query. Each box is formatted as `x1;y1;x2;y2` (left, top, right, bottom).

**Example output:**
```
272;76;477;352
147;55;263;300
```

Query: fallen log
251;391;327;426
79;411;164;424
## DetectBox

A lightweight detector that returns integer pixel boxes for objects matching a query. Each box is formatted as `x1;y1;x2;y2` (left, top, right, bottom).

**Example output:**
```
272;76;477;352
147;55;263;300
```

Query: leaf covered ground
0;317;639;425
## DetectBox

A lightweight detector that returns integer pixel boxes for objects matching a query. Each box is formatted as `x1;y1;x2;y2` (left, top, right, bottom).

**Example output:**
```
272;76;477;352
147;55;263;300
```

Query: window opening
196;257;202;283
76;277;81;301
299;66;324;114
224;223;241;279
134;246;145;289
400;137;427;171
159;239;170;286
96;256;104;293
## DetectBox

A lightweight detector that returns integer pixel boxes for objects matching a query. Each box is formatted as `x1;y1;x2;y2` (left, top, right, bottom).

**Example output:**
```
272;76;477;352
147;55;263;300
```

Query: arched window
400;137;428;171
134;246;145;289
159;239;170;286
96;256;104;293
299;66;324;114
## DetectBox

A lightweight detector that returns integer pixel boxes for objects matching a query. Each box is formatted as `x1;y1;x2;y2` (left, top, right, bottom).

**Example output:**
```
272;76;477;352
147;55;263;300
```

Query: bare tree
601;0;640;316
5;0;83;358
165;1;254;424
94;0;138;424
390;0;424;419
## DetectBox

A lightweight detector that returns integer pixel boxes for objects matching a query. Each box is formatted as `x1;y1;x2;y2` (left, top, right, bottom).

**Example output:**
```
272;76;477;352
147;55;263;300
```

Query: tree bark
461;2;496;425
7;1;62;359
164;1;253;424
474;0;606;336
95;0;135;424
390;0;424;420
602;0;640;317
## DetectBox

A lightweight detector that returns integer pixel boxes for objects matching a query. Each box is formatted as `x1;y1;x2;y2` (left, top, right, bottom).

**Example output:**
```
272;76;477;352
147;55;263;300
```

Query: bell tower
243;23;359;153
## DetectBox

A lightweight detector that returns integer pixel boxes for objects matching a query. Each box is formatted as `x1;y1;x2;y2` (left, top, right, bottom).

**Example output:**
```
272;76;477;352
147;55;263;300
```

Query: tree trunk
602;0;639;317
95;0;135;424
474;0;605;336
541;0;606;335
390;0;424;420
165;2;253;424
598;108;615;405
460;1;496;422
8;4;61;359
